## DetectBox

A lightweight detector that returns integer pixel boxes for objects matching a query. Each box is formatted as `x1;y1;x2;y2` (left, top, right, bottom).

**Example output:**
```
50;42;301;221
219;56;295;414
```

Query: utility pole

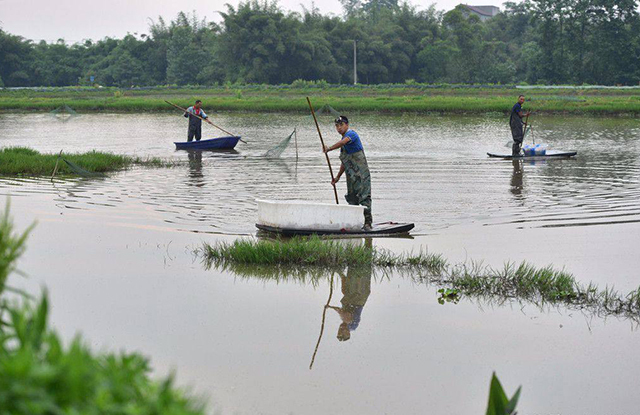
353;40;357;85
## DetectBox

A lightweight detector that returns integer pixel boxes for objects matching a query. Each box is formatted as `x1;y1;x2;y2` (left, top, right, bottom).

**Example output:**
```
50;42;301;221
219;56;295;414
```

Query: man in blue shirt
510;95;530;155
323;115;373;230
183;100;213;141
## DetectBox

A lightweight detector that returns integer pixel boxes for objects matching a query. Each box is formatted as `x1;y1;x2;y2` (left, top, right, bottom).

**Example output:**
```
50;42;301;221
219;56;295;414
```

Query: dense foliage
0;208;205;414
1;0;639;87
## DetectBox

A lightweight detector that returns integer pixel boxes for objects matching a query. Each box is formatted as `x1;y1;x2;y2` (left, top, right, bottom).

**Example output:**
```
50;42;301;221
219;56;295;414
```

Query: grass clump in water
201;236;640;321
201;236;447;273
0;147;170;176
202;236;375;267
0;204;206;414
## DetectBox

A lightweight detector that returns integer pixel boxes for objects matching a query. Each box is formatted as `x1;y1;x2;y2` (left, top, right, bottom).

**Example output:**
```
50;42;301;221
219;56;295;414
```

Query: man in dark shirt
510;95;530;156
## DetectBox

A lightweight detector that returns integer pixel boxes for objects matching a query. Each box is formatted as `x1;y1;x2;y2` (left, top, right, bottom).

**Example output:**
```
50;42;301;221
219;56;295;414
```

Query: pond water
1;112;640;414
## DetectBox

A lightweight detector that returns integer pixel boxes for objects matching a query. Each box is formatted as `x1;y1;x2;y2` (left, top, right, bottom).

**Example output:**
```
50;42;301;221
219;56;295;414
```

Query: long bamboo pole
523;112;532;144
307;97;339;204
50;150;63;181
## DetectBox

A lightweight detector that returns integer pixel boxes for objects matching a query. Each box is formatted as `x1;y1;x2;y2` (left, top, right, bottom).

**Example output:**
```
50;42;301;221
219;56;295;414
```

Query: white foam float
256;199;364;232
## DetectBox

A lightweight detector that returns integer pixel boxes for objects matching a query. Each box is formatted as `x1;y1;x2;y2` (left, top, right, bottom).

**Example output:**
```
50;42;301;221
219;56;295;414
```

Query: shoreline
1;85;640;115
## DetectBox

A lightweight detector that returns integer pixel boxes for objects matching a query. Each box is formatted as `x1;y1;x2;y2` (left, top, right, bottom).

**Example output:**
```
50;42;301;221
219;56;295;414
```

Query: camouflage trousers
340;149;372;225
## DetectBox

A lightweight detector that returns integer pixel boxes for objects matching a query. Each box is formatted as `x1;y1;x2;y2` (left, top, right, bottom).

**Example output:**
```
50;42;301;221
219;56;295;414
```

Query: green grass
2;84;640;114
0;204;206;414
0;147;170;176
201;236;448;272
200;237;640;321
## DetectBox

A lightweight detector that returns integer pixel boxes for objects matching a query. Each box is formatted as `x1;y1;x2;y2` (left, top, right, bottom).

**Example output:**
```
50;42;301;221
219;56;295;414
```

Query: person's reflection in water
329;263;372;342
187;150;204;187
510;159;523;198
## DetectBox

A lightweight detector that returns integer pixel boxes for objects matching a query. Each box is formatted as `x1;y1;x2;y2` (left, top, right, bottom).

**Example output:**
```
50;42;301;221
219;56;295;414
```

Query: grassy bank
201;237;640;320
0;206;205;414
0;147;169;176
2;85;640;114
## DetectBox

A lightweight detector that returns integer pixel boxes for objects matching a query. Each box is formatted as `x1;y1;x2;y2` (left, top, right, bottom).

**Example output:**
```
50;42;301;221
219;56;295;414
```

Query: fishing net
61;157;105;178
264;129;296;158
312;104;341;118
49;104;78;122
262;103;340;159
523;124;534;143
63;158;105;177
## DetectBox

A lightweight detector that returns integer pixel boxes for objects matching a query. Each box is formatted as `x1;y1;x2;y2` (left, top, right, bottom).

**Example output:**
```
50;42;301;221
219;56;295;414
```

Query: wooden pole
353;40;357;85
294;127;298;161
306;97;339;204
165;100;246;143
50;150;63;181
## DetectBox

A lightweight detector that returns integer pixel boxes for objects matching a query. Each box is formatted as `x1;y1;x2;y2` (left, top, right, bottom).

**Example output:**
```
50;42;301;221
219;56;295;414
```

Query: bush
0;205;206;415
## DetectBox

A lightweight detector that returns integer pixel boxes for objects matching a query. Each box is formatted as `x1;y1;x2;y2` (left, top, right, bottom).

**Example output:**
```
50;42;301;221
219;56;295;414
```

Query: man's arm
332;163;345;184
517;107;530;118
201;109;214;124
324;136;351;153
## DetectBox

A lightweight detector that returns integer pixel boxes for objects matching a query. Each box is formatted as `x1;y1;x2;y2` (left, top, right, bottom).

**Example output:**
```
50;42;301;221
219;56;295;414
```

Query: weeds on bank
2;85;640;114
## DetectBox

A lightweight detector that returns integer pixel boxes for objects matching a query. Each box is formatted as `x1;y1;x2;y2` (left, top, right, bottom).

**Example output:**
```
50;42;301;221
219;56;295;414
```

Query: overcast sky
0;0;495;43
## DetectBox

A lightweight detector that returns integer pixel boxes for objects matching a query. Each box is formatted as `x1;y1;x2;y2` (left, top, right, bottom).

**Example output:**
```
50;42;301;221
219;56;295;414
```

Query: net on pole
264;129;295;158
61;158;106;178
262;104;341;158
49;104;78;122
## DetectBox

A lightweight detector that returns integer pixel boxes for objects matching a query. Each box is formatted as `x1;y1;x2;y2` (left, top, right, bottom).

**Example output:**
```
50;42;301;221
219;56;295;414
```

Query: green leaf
486;372;521;415
486;372;508;415
505;386;522;414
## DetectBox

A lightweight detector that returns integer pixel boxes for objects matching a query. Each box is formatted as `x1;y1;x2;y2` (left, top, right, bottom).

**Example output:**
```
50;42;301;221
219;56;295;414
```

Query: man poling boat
254;98;412;237
323;115;373;230
509;95;531;156
183;99;214;142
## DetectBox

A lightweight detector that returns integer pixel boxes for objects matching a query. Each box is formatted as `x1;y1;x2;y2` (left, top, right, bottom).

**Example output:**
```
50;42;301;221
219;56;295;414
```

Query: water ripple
1;113;639;234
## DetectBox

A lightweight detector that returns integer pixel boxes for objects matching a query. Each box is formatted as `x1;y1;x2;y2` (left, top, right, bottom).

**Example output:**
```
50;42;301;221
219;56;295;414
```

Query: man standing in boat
510;95;530;156
183;100;213;142
324;116;373;230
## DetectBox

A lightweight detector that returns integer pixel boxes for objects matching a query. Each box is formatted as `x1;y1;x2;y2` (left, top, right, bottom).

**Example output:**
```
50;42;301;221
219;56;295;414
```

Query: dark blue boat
174;136;241;150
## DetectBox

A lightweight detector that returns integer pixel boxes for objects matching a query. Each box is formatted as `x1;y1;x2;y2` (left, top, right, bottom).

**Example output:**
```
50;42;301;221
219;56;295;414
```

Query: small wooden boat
255;199;414;236
256;221;415;236
487;150;577;160
174;136;241;150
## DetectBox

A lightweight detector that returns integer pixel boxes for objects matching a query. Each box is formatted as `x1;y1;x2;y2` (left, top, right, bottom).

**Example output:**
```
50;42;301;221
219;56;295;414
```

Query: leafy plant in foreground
486;372;521;415
0;205;205;415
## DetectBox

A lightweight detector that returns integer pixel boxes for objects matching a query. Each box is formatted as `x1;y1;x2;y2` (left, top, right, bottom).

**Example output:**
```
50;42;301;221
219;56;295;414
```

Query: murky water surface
1;112;640;414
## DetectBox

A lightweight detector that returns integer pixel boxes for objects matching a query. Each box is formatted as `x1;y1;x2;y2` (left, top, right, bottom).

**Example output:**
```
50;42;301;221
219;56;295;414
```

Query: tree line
1;0;638;87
